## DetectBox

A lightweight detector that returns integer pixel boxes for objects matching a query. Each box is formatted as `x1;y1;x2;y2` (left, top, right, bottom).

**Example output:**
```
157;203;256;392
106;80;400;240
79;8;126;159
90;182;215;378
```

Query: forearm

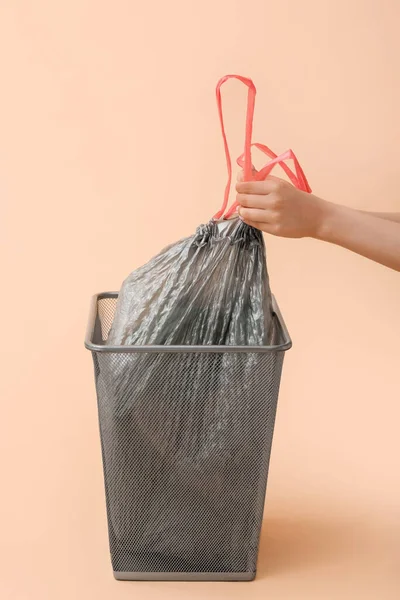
361;211;400;223
316;202;400;271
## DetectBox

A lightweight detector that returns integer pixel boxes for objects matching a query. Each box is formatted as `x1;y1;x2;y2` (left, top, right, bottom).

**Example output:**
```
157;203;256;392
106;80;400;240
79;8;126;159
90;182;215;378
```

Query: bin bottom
113;570;256;582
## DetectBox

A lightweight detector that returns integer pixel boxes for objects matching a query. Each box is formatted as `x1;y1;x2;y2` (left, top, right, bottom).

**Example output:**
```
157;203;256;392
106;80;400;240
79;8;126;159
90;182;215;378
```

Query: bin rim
85;292;292;354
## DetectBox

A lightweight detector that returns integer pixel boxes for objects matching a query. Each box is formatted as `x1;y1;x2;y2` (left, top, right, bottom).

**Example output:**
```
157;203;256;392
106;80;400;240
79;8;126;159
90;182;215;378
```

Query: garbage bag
99;217;277;569
108;217;275;347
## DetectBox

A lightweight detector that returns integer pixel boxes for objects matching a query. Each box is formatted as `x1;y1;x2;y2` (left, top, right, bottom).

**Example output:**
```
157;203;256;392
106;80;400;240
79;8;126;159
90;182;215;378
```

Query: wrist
312;197;341;242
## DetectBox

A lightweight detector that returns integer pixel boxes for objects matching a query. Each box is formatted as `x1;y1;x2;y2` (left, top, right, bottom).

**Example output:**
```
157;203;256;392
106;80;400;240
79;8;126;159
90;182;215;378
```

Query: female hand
236;176;326;239
235;175;400;271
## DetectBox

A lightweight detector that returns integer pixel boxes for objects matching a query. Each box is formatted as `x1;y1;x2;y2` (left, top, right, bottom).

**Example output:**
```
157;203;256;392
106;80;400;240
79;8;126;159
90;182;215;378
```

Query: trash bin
85;292;291;581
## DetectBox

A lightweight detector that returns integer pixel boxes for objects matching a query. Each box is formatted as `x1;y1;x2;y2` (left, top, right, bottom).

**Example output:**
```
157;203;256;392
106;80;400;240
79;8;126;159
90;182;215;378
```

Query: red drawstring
213;75;256;220
213;75;311;221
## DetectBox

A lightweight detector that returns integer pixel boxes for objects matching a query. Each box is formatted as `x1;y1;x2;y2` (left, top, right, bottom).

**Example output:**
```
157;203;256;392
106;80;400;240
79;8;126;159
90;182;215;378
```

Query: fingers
236;176;286;195
237;193;270;209
238;207;277;224
237;191;282;211
239;217;278;236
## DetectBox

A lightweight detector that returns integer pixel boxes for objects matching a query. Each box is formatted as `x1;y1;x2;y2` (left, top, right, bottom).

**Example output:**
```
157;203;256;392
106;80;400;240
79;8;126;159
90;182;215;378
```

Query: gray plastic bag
108;217;275;347
98;217;277;571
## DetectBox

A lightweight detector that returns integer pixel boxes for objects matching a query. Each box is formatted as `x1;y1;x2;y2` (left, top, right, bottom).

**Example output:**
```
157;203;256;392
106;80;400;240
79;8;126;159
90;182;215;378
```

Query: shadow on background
257;514;357;577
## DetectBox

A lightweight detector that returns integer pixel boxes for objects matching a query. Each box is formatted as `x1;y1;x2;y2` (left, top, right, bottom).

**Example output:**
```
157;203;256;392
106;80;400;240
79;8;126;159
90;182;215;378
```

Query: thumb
236;171;244;183
236;167;258;182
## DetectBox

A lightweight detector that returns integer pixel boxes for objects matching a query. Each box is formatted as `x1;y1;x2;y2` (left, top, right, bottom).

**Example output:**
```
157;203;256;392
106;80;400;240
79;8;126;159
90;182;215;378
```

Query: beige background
1;1;399;599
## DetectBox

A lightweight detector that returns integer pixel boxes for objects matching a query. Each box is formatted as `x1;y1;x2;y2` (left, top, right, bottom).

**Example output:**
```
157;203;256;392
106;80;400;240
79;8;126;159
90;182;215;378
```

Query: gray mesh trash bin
85;292;291;581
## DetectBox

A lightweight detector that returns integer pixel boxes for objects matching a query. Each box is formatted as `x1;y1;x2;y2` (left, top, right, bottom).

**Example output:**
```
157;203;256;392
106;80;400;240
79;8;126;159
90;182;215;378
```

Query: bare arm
319;203;400;271
236;178;400;272
361;211;400;223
